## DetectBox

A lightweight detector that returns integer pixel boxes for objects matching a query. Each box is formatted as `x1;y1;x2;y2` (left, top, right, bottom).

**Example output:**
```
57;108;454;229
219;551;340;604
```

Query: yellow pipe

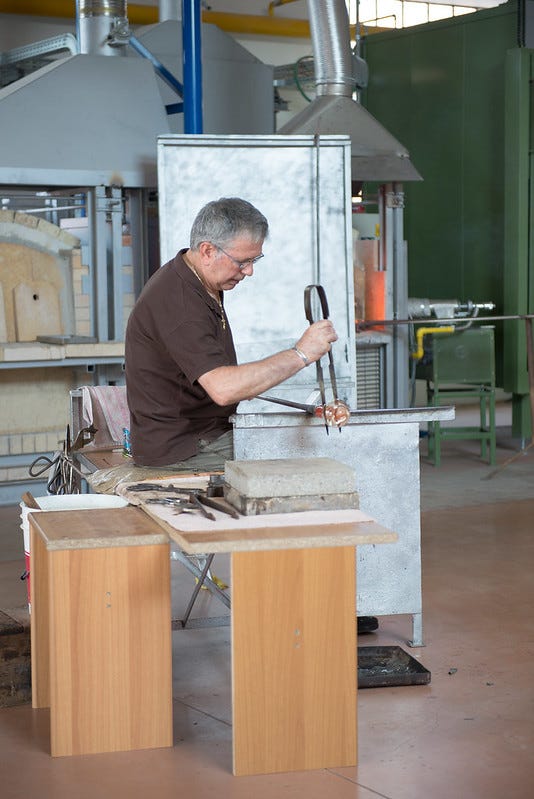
0;0;75;16
0;2;385;37
0;1;312;37
412;326;455;362
202;11;310;38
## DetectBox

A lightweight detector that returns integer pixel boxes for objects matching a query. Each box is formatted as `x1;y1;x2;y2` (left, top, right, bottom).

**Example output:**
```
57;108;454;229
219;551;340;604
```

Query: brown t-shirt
125;250;238;466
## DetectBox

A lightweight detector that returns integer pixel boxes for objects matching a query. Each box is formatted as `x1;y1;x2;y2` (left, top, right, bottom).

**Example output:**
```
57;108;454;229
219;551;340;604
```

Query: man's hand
295;320;338;364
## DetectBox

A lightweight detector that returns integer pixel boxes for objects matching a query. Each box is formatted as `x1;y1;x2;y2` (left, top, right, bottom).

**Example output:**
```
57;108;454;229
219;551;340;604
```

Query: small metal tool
71;424;98;451
126;482;193;495
189;492;216;521
144;497;196;510
196;493;241;519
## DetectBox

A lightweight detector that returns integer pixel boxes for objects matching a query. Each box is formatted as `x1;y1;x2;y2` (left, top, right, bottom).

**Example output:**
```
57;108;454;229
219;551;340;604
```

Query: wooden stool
30;507;173;757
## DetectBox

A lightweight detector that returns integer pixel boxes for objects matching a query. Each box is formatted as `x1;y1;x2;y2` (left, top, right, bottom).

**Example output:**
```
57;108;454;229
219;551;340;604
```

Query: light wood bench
147;504;397;776
30;506;173;757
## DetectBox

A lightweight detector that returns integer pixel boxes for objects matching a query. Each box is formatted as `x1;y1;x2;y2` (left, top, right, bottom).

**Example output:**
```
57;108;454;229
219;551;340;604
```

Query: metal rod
180;554;215;627
356;313;534;331
257;395;317;414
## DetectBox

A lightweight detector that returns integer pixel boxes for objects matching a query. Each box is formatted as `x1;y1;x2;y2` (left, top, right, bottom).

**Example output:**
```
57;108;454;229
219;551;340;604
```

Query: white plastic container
20;494;129;612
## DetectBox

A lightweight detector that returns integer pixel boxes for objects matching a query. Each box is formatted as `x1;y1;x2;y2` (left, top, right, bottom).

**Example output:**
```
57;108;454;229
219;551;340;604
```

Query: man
125;197;338;471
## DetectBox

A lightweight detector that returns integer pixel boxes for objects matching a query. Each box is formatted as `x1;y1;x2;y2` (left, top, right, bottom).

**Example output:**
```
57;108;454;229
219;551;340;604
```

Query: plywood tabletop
29;507;169;550
141;505;398;554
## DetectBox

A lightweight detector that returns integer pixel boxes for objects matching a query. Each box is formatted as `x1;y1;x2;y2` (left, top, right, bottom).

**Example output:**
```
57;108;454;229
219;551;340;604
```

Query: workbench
29;498;396;775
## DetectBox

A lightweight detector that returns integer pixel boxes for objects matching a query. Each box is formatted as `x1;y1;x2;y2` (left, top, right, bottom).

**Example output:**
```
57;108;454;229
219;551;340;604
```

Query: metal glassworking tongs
304;284;341;434
258;284;350;432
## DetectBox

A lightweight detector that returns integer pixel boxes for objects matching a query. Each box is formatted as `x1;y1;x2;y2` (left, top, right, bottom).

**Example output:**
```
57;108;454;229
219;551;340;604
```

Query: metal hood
279;0;421;183
0;53;170;188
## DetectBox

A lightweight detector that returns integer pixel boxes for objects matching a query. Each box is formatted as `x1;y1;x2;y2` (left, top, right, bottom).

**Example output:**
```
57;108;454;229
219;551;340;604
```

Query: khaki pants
163;430;234;473
88;430;234;494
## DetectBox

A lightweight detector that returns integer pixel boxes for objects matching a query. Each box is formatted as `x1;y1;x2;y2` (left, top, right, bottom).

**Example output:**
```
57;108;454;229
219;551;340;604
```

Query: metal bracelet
292;345;310;366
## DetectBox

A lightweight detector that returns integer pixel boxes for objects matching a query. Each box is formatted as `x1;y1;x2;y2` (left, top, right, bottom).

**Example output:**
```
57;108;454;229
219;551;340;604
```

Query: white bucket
20;494;128;612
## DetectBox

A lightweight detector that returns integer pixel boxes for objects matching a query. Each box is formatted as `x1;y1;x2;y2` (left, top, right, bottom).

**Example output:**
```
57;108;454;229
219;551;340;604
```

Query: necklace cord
184;252;227;330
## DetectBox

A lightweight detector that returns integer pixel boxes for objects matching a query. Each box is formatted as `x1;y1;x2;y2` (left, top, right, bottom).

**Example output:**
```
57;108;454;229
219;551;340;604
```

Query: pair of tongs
304;284;341;434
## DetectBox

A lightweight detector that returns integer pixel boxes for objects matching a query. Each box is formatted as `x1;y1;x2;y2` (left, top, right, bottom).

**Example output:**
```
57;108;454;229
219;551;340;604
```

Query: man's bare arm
198;320;337;406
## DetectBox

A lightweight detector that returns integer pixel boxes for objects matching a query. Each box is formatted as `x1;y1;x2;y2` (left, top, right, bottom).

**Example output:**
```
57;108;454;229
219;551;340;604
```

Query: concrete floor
1;407;533;798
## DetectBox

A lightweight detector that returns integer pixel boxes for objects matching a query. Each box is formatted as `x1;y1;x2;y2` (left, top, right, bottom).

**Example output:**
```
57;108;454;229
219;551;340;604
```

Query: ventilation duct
77;0;130;56
279;0;421;183
159;0;181;21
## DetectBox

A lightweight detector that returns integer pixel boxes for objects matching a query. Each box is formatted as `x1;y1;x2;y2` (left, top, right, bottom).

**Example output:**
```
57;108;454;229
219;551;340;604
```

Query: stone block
224;457;357;500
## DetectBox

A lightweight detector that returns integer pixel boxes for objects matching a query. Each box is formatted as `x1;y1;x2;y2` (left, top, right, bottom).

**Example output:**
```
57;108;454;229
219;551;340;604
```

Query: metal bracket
95;194;123;217
386;191;405;209
107;18;131;48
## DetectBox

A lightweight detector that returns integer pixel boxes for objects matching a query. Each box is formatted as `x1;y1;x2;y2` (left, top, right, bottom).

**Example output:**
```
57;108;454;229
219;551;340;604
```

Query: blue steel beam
182;0;203;133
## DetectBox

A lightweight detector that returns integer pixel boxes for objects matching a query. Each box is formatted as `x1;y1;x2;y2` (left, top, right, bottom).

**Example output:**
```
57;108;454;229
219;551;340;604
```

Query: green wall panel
362;3;518;391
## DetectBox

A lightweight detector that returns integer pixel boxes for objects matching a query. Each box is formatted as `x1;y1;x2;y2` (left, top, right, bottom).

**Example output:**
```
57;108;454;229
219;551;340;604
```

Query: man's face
207;238;264;291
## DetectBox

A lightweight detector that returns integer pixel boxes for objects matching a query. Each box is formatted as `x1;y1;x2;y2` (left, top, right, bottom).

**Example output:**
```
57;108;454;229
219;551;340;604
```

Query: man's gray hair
190;197;269;250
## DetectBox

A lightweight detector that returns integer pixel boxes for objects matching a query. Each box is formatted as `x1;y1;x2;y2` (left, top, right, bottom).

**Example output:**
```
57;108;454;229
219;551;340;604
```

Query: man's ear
198;241;217;262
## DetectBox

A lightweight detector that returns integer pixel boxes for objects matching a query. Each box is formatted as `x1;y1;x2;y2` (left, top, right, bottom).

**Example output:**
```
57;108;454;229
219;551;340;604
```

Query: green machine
362;1;534;439
417;327;496;466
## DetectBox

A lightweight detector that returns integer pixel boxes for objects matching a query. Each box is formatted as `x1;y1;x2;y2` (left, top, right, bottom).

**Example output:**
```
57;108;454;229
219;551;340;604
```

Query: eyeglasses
215;244;264;271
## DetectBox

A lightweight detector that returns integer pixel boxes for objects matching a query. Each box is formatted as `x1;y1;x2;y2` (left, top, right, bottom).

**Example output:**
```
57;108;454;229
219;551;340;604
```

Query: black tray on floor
357;645;431;688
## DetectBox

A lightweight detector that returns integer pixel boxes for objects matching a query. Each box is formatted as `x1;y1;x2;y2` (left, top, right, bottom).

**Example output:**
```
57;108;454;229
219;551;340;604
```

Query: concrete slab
223;486;359;516
224;457;357;498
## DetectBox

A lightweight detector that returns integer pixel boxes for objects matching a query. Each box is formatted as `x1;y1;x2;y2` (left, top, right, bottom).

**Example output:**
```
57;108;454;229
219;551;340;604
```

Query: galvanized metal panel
157;134;356;408
231;410;451;637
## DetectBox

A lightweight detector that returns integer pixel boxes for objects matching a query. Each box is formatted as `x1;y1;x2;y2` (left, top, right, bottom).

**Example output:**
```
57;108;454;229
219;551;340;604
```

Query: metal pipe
182;0;203;134
356;313;534;331
307;0;354;97
158;0;179;21
77;0;128;56
412;326;454;361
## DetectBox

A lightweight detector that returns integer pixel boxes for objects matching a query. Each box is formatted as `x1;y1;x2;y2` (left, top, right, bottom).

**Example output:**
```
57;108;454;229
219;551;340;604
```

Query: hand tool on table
188;492;217;521
125;481;240;519
126;482;194;494
144;497;198;513
195;492;241;519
